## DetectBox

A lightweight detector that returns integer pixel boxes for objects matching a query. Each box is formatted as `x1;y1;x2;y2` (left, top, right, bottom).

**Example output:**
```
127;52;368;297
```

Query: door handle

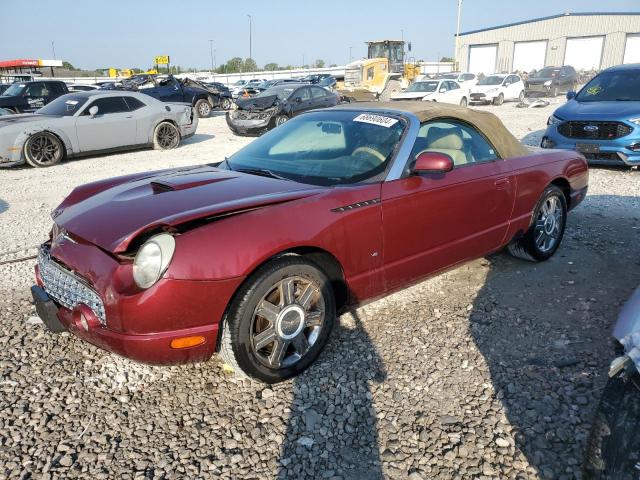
125;115;133;119
494;177;510;188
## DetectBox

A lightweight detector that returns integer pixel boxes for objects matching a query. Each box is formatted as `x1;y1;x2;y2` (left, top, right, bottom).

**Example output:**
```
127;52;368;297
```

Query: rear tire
508;185;567;262
583;373;640;479
24;132;64;167
194;98;212;118
459;96;468;107
492;93;504;106
153;121;181;150
219;256;336;383
549;85;559;97
518;90;525;102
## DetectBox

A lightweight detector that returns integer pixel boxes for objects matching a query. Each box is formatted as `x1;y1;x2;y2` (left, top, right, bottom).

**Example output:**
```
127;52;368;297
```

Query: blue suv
541;64;640;166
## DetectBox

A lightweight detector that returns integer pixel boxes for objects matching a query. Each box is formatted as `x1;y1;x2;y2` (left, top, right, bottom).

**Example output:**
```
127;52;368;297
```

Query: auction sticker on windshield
354;113;398;127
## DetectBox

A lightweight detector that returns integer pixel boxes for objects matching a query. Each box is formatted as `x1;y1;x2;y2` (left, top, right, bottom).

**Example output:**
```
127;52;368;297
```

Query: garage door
513;41;547;72
623;34;640;64
468;44;497;75
564;36;604;70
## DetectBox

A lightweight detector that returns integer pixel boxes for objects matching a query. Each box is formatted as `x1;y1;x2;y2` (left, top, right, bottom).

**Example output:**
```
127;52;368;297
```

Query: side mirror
295;97;302;103
414;152;454;174
88;106;99;117
439;88;446;93
566;91;576;100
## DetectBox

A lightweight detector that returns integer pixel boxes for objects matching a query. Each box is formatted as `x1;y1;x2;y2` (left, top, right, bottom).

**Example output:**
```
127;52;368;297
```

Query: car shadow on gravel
0;198;8;215
521;129;545;147
468;194;640;478
277;311;386;480
182;133;215;145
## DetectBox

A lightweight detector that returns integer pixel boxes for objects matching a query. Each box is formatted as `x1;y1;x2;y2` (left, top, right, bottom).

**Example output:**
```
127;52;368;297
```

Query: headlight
630;117;640;126
544;80;552;87
547;114;563;126
133;233;176;289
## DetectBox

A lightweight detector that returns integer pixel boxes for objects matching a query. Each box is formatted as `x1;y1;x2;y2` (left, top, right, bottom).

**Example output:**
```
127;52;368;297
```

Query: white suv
469;74;525;106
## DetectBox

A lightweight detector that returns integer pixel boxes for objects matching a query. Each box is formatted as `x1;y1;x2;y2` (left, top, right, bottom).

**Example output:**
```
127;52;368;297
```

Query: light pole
209;40;214;72
247;14;252;61
454;0;463;70
51;41;56;59
214;49;217;71
349;46;353;63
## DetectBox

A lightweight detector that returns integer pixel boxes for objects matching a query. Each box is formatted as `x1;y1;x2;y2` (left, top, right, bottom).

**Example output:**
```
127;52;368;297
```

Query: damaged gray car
584;286;640;479
226;83;339;136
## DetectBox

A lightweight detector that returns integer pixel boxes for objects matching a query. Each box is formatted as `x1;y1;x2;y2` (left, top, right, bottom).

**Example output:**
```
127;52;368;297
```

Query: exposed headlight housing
547;114;563;126
133;233;176;289
544;80;552;87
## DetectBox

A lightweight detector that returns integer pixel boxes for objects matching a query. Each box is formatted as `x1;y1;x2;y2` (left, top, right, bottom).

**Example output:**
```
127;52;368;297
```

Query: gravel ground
1;102;639;479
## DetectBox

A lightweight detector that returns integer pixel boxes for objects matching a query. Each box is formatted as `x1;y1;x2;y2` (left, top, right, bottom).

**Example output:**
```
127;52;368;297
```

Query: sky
0;0;638;71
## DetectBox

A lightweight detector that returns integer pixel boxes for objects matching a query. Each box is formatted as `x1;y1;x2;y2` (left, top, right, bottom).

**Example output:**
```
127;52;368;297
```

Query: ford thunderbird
31;102;588;383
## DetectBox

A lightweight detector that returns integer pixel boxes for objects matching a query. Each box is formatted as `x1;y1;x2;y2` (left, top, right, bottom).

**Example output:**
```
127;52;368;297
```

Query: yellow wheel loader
338;40;421;102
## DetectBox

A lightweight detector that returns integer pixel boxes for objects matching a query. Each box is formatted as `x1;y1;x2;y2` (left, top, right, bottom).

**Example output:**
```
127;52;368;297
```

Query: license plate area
576;143;600;154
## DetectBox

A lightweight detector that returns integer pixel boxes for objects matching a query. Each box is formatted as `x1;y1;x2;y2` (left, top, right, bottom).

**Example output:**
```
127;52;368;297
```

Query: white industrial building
456;12;640;75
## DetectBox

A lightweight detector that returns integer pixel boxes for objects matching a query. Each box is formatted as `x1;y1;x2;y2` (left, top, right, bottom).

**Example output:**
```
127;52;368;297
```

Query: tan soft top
349;101;529;159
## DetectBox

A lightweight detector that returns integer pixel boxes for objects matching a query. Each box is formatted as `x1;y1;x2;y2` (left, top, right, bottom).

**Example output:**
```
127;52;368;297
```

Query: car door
510;75;523;99
433;81;448;101
445;81;464;104
289;87;314;116
45;82;66;105
309;86;335;109
74;96;138;152
21;82;47;112
381;119;515;291
122;96;151;144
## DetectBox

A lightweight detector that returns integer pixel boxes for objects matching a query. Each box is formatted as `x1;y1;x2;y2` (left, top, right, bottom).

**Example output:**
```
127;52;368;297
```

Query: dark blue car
541;63;640;166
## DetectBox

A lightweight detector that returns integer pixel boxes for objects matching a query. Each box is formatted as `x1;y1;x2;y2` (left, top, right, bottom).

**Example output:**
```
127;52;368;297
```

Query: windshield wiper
234;167;291;181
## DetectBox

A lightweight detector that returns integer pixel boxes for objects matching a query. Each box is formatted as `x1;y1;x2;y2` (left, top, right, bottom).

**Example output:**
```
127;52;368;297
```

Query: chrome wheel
25;132;63;167
275;115;288;126
534;195;564;253
156;123;179;149
197;100;211;117
251;276;325;369
221;98;232;110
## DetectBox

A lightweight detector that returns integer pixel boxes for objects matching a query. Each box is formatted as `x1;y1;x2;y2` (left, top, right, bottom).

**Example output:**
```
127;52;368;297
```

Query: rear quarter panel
504;148;588;242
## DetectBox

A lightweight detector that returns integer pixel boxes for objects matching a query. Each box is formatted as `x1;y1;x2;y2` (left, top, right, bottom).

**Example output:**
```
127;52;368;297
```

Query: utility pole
209;40;214;72
455;0;463;70
214;49;217;71
247;14;252;61
302;53;305;68
349;46;353;63
51;41;56;59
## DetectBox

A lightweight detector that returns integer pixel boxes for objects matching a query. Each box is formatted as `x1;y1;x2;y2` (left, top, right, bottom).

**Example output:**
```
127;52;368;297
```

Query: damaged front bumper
226;109;276;136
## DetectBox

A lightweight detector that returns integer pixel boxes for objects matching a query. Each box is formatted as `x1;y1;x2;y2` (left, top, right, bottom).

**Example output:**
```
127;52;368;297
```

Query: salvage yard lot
1;104;640;479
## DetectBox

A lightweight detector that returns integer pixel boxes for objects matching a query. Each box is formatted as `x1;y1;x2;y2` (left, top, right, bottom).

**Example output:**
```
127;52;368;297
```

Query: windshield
224;110;406;186
2;84;25;96
407;81;438;93
477;76;504;86
232;80;246;86
319;77;335;87
257;85;297;100
576;69;640;102
37;95;89;116
439;74;458;79
534;68;560;78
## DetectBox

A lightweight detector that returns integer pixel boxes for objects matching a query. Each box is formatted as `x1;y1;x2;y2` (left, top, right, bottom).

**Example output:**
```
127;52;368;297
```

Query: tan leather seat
419;126;468;166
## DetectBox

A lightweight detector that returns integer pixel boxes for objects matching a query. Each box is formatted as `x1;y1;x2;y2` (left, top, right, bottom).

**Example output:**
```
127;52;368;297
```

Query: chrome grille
37;247;105;324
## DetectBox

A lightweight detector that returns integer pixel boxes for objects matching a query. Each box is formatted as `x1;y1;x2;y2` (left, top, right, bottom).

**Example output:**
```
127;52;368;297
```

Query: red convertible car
31;102;588;383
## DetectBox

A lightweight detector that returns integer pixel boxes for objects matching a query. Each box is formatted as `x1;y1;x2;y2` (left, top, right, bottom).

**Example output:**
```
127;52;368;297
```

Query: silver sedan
0;91;198;167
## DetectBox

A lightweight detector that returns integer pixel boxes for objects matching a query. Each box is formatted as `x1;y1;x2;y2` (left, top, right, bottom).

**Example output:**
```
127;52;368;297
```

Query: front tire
459;96;468;107
379;80;402;102
221;97;232;110
153;121;181;150
508;185;567;262
24;132;64;167
219;256;336;383
194;98;212;118
518;90;525;102
492;93;504;106
274;115;289;127
549;85;559;97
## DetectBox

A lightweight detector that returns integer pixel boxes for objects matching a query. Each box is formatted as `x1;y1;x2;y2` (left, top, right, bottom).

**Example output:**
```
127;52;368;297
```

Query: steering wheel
352;146;386;167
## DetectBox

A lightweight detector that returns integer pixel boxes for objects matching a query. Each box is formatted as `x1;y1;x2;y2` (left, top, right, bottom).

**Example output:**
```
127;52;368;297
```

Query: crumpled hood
0;113;58;125
236;95;280;111
53;165;324;253
555;100;640;121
